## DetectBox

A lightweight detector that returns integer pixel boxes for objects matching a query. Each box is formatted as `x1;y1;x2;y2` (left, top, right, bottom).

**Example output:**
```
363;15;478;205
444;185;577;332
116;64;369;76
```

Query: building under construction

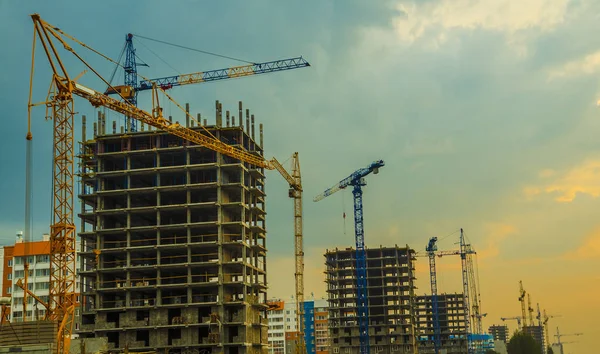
77;101;269;354
415;293;467;353
488;325;509;343
325;246;418;354
523;325;545;352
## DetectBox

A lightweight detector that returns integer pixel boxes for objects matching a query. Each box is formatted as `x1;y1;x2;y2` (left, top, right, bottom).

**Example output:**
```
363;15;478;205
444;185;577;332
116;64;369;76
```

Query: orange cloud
563;227;600;260
477;223;517;260
525;159;600;202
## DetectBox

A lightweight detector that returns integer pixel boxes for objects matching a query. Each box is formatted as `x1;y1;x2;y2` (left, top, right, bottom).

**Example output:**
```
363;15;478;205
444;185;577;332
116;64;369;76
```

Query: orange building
1;245;14;298
0;234;80;323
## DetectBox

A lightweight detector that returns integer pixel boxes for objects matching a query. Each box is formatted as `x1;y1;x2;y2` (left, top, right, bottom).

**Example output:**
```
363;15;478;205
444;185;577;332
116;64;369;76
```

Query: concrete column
186;103;190;127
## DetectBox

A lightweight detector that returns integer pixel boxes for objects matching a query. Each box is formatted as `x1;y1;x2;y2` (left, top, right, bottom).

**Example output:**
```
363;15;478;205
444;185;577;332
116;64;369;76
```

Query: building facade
523;325;545;353
77;101;269;354
267;298;329;354
325;246;418;354
267;300;286;354
488;325;509;343
0;233;81;323
415;293;468;353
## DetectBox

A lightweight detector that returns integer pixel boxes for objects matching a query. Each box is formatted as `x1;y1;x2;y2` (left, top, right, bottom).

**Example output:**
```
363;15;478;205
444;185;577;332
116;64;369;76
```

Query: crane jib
137;57;309;92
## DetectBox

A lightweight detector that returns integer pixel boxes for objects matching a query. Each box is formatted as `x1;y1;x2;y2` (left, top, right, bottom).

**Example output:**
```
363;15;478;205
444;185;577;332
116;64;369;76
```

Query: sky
1;0;599;352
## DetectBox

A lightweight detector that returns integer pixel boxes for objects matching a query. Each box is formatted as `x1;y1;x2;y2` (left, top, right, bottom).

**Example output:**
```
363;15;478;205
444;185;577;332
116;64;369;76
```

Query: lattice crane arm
313;160;384;202
135;57;310;92
74;81;272;169
15;278;50;311
270;156;301;190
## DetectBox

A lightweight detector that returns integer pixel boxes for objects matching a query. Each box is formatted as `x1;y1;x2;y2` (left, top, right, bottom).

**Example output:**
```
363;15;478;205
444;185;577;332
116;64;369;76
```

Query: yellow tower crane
270;153;306;354
28;13;309;352
527;293;535;327
518;281;528;328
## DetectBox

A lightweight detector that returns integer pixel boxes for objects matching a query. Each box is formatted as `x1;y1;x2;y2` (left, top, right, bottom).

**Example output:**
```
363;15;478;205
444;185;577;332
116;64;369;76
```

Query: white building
2;232;81;323
268;300;286;354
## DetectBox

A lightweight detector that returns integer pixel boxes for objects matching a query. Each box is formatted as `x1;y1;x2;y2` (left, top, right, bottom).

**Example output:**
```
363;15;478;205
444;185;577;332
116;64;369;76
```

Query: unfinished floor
415;293;468;353
325;246;418;354
77;101;269;354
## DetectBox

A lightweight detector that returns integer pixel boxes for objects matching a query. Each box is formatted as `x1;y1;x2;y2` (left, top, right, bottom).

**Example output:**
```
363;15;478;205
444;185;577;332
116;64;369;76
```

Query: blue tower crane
314;160;385;354
106;34;309;132
122;33;148;132
426;237;442;354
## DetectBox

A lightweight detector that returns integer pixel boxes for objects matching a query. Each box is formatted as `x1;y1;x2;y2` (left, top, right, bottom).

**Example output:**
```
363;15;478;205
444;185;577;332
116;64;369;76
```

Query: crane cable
132;34;256;65
41;20;219;141
133;37;181;75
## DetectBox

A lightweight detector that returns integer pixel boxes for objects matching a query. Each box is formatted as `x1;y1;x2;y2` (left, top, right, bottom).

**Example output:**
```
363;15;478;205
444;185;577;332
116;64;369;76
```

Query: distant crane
108;34;309;132
518;281;528;327
543;311;561;351
425;237;442;354
415;230;479;354
527;294;535;327
554;327;582;352
501;317;522;331
314;160;385;354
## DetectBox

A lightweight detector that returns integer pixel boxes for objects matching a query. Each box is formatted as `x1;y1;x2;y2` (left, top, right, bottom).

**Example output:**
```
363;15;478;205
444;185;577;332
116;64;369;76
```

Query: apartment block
267;300;285;354
415;293;467;353
0;233;81;323
77;101;269;354
488;325;509;343
325;246;418;354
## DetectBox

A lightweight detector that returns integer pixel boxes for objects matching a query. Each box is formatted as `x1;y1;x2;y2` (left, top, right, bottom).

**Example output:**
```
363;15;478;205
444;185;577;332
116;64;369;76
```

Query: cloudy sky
1;0;599;351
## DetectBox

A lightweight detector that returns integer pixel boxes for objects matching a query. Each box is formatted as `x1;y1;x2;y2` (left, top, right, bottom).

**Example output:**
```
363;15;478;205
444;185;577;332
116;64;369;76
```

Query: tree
507;332;542;354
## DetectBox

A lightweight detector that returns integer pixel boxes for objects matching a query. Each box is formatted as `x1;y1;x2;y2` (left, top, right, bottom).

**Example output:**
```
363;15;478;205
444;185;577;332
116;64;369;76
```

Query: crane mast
459;229;473;354
270;154;306;354
519;281;528;328
426;237;441;354
314;160;385;354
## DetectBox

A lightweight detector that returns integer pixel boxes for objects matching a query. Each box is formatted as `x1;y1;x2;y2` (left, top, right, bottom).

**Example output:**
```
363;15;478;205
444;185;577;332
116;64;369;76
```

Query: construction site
0;9;588;354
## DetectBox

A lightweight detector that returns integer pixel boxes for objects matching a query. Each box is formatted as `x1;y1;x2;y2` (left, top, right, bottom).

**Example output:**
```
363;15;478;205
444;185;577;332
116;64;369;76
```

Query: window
35;282;50;290
35;269;50;277
36;255;49;263
7;274;11;280
6;287;11;294
7;260;12;267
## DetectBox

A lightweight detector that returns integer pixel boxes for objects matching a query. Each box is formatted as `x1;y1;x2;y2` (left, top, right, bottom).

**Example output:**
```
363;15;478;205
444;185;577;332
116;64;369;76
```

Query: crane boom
313;160;384;202
270;154;306;354
106;34;309;133
137;57;310;91
314;160;385;354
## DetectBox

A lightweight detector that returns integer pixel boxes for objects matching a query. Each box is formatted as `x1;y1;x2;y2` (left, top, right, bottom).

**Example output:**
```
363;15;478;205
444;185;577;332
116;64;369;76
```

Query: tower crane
425;237;442;354
28;13;308;352
500;317;522;331
543;310;561;351
554;327;582;352
527;294;535;327
415;230;480;354
270;153;306;354
313;160;385;354
518;281;528;328
459;229;483;354
107;34;309;132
